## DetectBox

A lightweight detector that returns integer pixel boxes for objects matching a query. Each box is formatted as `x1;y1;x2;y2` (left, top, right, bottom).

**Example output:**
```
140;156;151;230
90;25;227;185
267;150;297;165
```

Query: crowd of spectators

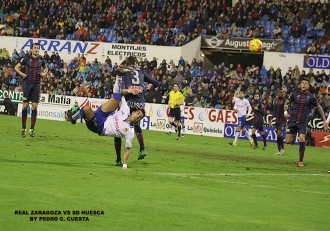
0;0;329;53
1;47;330;119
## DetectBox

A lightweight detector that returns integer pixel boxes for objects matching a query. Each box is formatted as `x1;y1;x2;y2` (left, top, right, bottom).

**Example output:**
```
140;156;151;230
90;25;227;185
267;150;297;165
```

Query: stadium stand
0;0;329;53
0;0;329;116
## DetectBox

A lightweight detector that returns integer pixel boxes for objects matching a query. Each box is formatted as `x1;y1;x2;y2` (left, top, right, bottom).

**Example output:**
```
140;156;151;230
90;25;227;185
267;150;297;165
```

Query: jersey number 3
132;71;140;84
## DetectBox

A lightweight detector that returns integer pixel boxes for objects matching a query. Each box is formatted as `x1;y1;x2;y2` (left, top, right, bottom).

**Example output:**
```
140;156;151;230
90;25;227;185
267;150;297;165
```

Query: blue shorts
237;116;246;128
169;108;181;121
180;116;185;124
286;121;307;135
86;106;114;134
23;82;40;103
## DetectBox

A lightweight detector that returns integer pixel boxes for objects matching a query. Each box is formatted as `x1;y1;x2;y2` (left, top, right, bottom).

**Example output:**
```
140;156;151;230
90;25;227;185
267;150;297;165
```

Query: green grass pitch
0;115;329;231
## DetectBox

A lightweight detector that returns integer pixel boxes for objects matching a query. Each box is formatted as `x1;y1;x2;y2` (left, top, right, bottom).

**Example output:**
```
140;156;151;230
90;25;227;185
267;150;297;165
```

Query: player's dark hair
300;77;310;83
131;108;146;118
31;43;40;49
140;108;146;117
126;56;138;67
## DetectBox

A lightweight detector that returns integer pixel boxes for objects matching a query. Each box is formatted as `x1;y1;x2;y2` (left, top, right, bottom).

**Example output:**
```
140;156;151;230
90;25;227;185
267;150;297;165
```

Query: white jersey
102;98;135;148
233;97;251;118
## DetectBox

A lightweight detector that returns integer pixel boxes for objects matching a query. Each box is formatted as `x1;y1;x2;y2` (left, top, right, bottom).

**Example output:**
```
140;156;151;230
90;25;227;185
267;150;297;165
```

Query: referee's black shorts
169;107;181;121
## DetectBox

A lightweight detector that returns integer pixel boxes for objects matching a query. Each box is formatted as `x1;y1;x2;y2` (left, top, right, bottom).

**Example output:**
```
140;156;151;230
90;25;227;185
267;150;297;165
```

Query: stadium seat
282;29;289;36
283;44;290;52
301;43;307;49
288;38;295;44
305;18;311;25
289;46;295;53
318;30;325;37
321;44;326;53
295;38;301;44
106;34;112;42
300;38;307;45
295;47;302;53
90;34;97;41
310;30;317;37
307;39;313;45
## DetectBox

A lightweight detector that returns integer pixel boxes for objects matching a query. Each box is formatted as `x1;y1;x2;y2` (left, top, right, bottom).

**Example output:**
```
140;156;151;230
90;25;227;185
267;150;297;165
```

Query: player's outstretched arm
144;71;161;87
122;147;130;169
14;63;27;78
326;111;330;124
117;67;134;74
316;105;328;131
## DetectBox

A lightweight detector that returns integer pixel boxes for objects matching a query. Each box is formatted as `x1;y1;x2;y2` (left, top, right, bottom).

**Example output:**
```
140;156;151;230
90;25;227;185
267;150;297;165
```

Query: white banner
140;103;237;137
17;93;108;121
16;93;237;137
0;36;201;66
263;51;330;76
17;103;68;121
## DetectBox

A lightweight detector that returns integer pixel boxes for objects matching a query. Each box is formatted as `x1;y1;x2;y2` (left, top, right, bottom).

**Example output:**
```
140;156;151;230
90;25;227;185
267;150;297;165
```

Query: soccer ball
248;39;262;53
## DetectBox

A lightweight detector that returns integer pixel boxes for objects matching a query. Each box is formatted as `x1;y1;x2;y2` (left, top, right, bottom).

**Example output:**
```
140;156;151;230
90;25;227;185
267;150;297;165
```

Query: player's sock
113;75;123;100
262;134;267;147
72;107;85;120
234;131;240;142
277;137;281;151
245;130;251;140
170;122;177;128
252;134;257;145
135;125;145;151
114;137;122;162
30;110;37;129
182;125;185;134
279;138;284;150
299;142;306;162
22;109;27;129
177;125;181;138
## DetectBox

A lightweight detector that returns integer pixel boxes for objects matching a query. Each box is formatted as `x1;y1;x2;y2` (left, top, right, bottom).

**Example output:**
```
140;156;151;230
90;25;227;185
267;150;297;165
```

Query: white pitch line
153;172;330;195
155;172;329;177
